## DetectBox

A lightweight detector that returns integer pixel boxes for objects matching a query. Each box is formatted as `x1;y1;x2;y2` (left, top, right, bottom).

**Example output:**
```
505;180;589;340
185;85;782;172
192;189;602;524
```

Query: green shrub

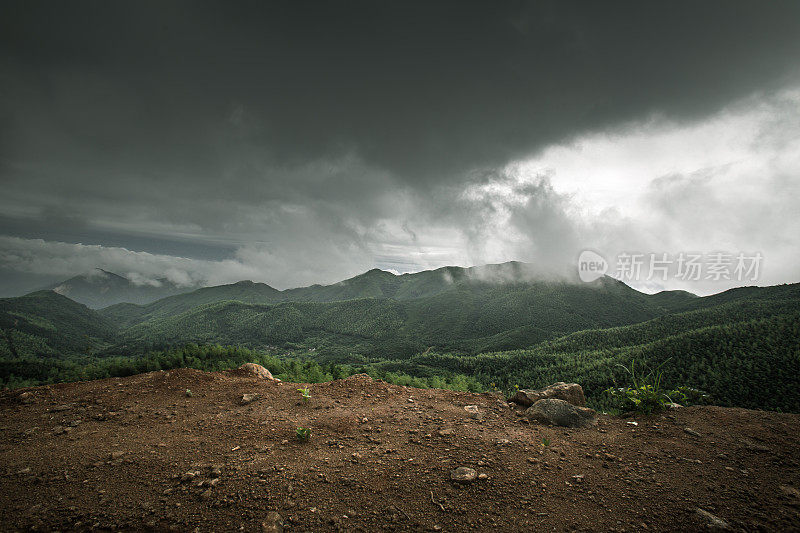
605;359;699;415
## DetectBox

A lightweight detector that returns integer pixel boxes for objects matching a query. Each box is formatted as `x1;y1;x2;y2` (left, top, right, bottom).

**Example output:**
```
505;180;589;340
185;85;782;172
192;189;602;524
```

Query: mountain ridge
45;268;197;309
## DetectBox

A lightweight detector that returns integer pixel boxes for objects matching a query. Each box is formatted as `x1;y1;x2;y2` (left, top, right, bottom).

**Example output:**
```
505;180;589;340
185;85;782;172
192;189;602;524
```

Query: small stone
110;451;125;460
241;393;260;405
261;511;284;532
437;428;454;436
463;405;483;420
779;485;800;505
18;392;34;404
180;471;198;483
695;508;730;530
477;473;489;480
450;467;477;483
684;428;702;438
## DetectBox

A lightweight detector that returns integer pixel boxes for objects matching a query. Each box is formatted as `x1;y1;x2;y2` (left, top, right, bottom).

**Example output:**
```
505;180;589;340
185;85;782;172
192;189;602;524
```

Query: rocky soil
1;368;799;532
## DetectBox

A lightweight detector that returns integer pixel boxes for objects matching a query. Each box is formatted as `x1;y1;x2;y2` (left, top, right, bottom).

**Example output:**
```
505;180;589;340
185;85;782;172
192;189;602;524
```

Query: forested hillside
110;276;673;357
379;310;800;411
2;263;799;411
0;291;115;357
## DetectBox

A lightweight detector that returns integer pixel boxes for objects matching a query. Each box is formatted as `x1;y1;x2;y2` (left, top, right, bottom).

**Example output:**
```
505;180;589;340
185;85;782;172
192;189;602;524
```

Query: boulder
526;399;598;428
237;363;276;380
510;382;586;407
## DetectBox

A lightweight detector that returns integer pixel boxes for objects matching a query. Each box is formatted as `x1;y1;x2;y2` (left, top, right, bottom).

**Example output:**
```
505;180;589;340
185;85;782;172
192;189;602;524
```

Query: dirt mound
1;370;799;532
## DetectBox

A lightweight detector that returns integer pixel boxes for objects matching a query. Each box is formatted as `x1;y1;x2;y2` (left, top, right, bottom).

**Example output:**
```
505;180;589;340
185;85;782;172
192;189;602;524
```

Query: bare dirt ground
1;368;799;532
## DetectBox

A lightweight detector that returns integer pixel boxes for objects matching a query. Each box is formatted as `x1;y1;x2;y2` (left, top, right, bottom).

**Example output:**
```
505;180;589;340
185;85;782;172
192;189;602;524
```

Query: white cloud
0;236;259;288
476;87;800;293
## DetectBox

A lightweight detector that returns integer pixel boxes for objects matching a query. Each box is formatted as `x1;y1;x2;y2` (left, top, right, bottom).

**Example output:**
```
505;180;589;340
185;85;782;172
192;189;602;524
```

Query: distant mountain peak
45;268;196;309
364;268;394;275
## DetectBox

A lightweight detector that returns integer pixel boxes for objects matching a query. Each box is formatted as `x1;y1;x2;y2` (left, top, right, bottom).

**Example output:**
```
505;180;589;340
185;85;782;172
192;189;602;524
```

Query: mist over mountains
46;269;197;308
39;261;592;310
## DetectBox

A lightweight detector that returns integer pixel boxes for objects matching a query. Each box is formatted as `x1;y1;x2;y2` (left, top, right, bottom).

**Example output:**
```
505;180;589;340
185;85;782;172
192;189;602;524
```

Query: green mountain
108;274;675;356
2;262;799;411
0;291;115;357
101;280;284;328
99;262;575;323
46;269;196;309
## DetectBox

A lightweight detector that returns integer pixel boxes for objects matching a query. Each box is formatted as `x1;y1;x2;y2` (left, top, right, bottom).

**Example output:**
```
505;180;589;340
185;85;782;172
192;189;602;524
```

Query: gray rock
450;467;477;483
261;511;284;533
695;508;731;530
779;485;800;506
684;427;702;438
526;399;598;428
241;393;260;405
464;405;483;420
510;382;586;407
18;392;34;404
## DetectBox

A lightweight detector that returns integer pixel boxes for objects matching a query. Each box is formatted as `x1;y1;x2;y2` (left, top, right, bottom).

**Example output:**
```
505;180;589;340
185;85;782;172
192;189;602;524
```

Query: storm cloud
1;1;799;295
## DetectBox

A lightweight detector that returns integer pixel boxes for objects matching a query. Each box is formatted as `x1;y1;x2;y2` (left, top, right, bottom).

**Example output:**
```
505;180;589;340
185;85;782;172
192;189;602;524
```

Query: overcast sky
1;1;799;296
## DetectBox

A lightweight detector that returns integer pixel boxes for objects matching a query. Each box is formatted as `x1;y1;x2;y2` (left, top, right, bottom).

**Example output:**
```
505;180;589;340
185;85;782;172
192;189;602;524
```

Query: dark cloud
0;1;799;294
3;1;800;181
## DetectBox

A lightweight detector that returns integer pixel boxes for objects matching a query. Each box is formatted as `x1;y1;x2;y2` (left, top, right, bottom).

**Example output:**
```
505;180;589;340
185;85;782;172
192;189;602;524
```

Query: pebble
684;428;702;438
450;467;477;483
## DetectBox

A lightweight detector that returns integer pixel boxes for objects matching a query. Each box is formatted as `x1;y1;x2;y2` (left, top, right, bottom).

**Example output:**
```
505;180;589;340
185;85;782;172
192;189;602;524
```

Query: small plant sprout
295;427;311;441
297;387;311;403
185;389;193;398
540;437;550;447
